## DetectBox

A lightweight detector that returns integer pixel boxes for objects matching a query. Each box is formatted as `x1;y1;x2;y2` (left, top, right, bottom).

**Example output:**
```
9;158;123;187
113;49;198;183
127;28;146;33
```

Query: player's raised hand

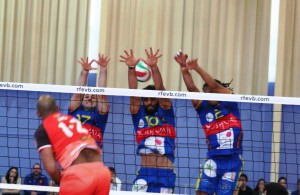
77;57;97;71
93;53;110;68
186;58;199;70
174;51;188;69
141;47;162;67
120;49;140;68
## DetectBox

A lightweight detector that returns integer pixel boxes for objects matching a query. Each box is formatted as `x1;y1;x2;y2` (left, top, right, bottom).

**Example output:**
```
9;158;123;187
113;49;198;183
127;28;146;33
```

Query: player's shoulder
69;103;83;113
37;123;45;130
132;104;143;115
196;100;208;109
35;123;46;136
45;112;71;123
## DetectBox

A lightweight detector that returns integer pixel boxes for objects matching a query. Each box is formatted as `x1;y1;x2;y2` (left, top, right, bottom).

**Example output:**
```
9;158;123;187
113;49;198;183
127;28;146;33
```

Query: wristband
128;66;135;69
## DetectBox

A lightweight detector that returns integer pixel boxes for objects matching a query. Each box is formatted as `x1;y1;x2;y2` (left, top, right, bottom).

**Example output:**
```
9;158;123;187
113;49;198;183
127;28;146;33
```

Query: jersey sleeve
34;124;51;151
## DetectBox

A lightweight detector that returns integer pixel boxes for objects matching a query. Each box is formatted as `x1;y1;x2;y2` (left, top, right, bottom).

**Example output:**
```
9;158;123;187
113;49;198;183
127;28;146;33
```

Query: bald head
37;95;59;119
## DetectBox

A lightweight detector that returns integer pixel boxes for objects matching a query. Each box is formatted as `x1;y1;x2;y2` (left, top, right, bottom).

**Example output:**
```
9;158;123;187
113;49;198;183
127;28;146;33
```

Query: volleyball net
0;82;299;194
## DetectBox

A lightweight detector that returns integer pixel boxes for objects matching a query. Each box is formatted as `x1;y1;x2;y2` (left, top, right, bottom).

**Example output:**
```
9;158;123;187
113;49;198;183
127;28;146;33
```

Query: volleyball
135;61;151;82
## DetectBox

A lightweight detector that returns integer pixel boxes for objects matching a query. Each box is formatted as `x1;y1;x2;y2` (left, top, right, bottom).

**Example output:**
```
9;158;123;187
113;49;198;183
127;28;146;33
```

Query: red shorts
59;162;111;195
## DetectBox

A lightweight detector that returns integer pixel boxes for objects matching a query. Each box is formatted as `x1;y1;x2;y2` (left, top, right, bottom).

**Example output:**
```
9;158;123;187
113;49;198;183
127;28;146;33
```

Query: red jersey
35;112;101;170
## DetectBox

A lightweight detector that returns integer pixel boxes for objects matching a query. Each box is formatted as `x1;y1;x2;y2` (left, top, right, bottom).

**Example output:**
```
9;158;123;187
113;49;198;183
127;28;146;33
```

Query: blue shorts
196;155;243;195
132;167;176;193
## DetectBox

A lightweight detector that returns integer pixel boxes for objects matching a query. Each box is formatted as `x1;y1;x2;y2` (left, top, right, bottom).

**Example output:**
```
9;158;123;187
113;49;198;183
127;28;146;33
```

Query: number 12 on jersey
58;117;88;137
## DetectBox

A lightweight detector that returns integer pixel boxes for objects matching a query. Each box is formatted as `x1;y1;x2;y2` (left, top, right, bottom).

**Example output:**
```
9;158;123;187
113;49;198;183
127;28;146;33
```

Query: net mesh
0;82;299;194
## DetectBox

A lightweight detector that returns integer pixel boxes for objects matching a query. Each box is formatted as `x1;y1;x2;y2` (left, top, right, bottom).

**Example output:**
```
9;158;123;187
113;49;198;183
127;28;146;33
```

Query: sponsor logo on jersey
138;119;145;128
135;124;176;143
206;113;214;122
203;113;241;137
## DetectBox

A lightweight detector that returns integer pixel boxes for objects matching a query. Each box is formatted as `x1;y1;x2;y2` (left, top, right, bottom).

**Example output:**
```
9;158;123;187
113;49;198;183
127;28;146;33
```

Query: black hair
265;182;288;195
141;85;157;102
109;167;116;174
253;178;265;192
278;176;287;183
5;166;19;184
202;79;233;91
239;173;248;182
143;85;156;90
33;163;41;168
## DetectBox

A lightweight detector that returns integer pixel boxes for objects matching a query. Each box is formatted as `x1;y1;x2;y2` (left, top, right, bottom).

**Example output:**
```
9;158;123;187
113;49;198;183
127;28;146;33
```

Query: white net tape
0;183;184;195
1;81;299;105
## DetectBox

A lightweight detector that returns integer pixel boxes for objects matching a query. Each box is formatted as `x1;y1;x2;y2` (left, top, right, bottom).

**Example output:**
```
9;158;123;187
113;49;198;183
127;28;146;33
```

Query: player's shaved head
37;95;59;119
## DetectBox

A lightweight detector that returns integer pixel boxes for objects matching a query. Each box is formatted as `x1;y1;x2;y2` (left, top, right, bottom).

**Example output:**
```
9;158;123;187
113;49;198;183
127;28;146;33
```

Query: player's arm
175;51;201;107
188;59;231;94
120;49;141;114
142;47;171;110
35;126;61;184
94;53;110;114
40;148;61;184
70;57;96;111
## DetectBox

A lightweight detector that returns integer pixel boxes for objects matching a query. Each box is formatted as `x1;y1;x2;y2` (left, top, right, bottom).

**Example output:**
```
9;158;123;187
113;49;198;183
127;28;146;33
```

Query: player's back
41;112;100;169
43;113;89;147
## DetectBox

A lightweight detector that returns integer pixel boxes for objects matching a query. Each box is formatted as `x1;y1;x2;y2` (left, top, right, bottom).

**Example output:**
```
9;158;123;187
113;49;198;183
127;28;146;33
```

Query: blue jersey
68;105;108;144
24;173;49;195
196;100;243;157
132;105;176;162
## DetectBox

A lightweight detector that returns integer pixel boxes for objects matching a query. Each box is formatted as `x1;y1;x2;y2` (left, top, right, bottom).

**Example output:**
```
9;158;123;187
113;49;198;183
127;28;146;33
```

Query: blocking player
35;95;111;195
120;48;176;193
175;51;243;195
69;53;110;147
